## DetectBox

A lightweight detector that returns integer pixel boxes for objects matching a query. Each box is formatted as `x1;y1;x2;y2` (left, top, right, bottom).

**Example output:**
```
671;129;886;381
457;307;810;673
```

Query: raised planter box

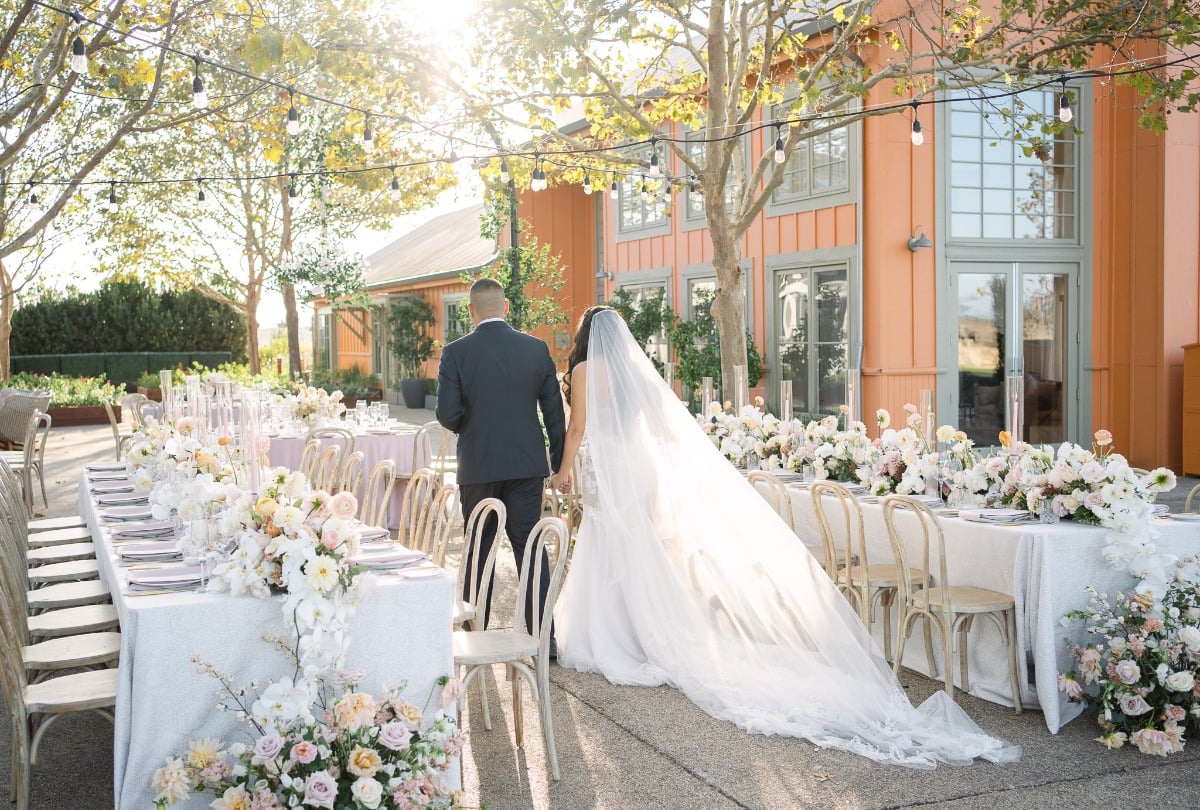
47;404;119;427
136;386;163;401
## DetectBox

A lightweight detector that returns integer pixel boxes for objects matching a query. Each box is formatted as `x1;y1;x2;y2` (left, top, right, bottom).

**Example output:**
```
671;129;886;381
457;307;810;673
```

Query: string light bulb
390;166;401;195
288;174;298;199
499;160;510;184
1058;81;1073;124
196;177;206;204
649;139;661;178
26;181;37;206
531;165;547;192
69;14;87;74
583;171;593;195
362;115;374;153
192;60;208;109
286;89;300;136
106;181;117;212
639;176;649;201
774;123;786;164
609;174;618;199
910;102;924;147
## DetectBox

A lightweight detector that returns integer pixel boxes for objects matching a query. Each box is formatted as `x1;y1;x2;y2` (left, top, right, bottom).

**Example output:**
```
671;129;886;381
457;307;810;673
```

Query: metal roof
363;203;497;289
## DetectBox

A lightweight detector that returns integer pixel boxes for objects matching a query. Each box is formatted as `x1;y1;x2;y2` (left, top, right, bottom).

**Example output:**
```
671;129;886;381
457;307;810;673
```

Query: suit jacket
436;320;566;486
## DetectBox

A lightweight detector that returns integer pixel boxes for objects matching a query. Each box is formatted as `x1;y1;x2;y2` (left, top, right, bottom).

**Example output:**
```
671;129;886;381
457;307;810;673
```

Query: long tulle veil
576;309;1019;768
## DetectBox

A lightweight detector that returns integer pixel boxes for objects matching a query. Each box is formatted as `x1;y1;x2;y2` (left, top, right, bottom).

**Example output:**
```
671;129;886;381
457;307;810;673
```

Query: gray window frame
442;293;468;345
613;266;673;365
680;128;749;232
680;259;755;332
763;95;858;217
614;145;672;243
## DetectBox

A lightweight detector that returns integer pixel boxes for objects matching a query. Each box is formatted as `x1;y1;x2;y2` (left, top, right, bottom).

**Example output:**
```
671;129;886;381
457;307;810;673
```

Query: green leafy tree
473;0;1200;390
670;289;762;410
605;286;675;374
387;296;436;380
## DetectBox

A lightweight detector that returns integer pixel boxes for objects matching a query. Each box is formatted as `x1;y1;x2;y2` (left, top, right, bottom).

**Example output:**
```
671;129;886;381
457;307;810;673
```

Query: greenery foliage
6;372;123;407
11;280;246;360
473;195;568;334
387;297;437;380
605;287;675;374
307;364;380;399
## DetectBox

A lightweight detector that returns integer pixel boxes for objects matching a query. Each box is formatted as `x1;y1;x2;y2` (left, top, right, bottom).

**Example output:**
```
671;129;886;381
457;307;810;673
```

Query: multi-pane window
617;146;668;233
617;281;670;367
443;295;467;344
682;130;739;221
775;265;849;416
948;86;1077;240
769;101;850;205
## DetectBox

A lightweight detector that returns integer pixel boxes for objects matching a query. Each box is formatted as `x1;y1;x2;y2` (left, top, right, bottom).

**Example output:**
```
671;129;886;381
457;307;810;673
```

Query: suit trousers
459;476;551;633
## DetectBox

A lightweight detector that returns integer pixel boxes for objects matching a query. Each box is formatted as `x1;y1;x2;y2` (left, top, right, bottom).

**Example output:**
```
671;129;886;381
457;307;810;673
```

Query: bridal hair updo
563;305;615;406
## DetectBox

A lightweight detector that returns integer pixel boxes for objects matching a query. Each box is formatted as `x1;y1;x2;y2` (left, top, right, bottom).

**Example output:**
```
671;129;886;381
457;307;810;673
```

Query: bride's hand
550;471;572;493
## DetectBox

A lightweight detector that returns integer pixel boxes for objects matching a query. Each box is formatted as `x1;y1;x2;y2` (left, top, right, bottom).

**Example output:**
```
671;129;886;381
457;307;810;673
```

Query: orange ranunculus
998;430;1011;449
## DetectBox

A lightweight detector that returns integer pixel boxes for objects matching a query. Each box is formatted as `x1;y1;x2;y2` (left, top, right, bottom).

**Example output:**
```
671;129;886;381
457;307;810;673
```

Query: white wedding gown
555;310;1019;769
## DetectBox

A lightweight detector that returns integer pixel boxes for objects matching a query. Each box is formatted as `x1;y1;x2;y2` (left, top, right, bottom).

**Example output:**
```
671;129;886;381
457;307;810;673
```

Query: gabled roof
364;203;497;289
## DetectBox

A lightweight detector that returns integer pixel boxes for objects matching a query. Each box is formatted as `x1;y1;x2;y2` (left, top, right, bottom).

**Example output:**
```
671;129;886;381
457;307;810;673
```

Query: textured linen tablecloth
766;481;1200;732
267;426;429;528
80;472;456;810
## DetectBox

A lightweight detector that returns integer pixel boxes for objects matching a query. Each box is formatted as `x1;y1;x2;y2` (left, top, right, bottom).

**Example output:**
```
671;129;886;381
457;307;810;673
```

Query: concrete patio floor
2;418;1197;809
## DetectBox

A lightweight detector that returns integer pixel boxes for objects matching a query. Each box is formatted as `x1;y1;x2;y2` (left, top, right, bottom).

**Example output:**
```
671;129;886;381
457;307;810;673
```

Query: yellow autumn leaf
263;144;283;164
832;4;847;23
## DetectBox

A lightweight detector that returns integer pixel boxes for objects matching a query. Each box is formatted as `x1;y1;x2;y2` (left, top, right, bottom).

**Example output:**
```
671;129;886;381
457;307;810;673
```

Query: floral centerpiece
280;384;346;428
1059;556;1200;755
857;405;942;496
153;665;463;809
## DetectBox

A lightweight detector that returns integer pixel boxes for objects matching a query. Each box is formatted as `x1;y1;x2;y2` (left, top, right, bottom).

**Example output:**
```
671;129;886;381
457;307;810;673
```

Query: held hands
550;470;573;494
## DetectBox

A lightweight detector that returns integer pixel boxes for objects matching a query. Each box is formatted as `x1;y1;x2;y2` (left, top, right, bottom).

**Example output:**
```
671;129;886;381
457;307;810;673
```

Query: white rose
1179;626;1200;652
1166;671;1196;693
351;777;383;809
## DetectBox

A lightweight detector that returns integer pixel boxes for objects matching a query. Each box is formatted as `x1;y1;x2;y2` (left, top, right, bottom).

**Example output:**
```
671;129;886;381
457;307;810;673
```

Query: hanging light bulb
1058;81;1073;124
26;181;37;206
196;178;206;204
70;35;87;74
531;165;547;192
106;181;118;212
499;159;510;184
582;171;593;195
285;89;300;136
362;115;374;152
910;102;924;147
390;167;400;195
191;60;208;109
639;175;649;201
774;123;786;164
688;176;698;194
609;174;618;200
288;174;298;199
649;138;661;178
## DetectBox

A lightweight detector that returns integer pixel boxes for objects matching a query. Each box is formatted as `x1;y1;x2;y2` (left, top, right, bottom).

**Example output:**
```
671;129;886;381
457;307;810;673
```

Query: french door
942;261;1079;448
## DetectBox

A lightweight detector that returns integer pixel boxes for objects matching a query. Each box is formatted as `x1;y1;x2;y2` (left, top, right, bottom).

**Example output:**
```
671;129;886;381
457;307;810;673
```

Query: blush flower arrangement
152;665;464;809
1059;556;1200;755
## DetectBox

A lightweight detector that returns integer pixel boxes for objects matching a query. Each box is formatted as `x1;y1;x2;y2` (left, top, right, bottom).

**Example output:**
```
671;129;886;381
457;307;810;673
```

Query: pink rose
1094;429;1113;447
1119;693;1152;716
1130;727;1171;756
303;771;338;809
1166;704;1187;722
377;721;413;751
1114;659;1142;685
1078;649;1102;685
251;732;283;765
289;740;318;764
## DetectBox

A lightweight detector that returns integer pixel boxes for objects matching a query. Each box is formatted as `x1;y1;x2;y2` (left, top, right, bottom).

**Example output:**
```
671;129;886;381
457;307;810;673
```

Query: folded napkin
95;492;150;506
101;505;155;522
86;461;128;472
90;481;135;494
959;508;1033;524
357;525;391;543
118;541;183;561
110;520;176;540
88;471;131;482
1151;504;1170;516
127;565;203;590
351;545;429;570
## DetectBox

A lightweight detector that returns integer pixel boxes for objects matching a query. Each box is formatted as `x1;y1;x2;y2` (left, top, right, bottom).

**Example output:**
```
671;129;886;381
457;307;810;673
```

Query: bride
548;306;1019;769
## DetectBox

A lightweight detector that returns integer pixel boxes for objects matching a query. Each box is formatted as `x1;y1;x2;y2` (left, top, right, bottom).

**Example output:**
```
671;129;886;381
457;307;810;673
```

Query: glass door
947;262;1075;447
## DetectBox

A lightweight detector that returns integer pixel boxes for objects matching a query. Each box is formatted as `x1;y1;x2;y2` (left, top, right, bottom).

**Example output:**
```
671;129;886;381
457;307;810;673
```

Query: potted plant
136;371;163;401
387;296;437;409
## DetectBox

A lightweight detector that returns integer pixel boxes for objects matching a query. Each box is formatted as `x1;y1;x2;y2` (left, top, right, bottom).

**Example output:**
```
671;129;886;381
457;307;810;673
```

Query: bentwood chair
453;516;569;781
746;471;795;531
121;393;149;427
0;411;52;511
883;495;1022;712
398;467;438;547
0;590;117;810
453;497;507;632
413;420;457;486
307;426;356;462
310;445;343;492
412;481;459;568
103;401;134;461
1185;482;1200;513
332;450;365;496
811;481;923;663
0;461;92;564
360;460;398;528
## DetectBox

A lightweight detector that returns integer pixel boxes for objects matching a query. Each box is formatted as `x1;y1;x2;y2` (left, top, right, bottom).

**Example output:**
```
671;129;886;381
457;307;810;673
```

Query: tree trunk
707;212;747;404
245;289;261;375
0;260;11;379
282;282;301;378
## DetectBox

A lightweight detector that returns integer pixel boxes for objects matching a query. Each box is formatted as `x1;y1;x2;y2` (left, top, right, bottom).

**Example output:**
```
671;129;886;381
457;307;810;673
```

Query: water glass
355;400;368;426
1037;501;1059;524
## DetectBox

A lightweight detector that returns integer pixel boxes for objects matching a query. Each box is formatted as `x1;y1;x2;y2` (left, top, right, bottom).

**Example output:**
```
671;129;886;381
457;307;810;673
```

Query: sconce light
595;267;613;280
907;227;933;252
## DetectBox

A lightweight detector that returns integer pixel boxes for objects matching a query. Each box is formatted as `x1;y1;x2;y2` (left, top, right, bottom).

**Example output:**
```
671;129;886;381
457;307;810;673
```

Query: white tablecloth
267;426;429;528
766;481;1200;731
80;472;456;810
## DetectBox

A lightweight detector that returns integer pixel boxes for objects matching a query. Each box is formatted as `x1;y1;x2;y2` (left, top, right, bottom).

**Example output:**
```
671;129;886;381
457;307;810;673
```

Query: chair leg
1006;609;1023;714
38;469;47;510
892;611;914;676
511;677;523;748
877;589;895;664
479;668;493;731
537;657;560;781
958;615;973;693
923;615;937;678
938;619;954;701
16;716;31;810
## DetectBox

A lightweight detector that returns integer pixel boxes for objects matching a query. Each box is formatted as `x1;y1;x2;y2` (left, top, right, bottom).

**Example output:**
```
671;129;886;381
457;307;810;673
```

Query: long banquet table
266;424;430;528
763;480;1200;732
80;470;456;810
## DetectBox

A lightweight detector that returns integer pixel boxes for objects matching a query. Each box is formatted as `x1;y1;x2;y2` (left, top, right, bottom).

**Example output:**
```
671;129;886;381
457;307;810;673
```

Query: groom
436;278;565;634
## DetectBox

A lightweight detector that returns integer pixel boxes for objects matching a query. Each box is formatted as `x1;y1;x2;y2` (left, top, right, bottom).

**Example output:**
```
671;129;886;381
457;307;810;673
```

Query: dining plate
95;492;150;506
86;461;128;472
1168;512;1200;521
101;505;155;522
392;566;443;579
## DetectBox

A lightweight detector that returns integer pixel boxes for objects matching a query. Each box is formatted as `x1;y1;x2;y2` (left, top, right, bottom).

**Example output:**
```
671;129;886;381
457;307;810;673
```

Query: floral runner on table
700;400;1197;757
120;385;463;809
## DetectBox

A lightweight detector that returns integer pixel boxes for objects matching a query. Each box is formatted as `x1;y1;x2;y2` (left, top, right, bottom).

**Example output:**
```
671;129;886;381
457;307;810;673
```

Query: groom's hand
550;472;572;493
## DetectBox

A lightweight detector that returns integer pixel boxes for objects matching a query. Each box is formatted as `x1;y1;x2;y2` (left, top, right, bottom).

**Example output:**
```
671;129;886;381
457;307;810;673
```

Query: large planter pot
47;404;118;427
136;386;163;401
424;395;437;410
399;379;427;409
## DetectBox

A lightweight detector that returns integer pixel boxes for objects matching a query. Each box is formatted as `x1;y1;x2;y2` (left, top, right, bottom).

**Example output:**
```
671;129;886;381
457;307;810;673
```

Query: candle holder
1005;373;1024;448
919;387;935;446
239;391;262;492
733;364;748;412
700;377;715;417
846;368;860;427
780;379;793;423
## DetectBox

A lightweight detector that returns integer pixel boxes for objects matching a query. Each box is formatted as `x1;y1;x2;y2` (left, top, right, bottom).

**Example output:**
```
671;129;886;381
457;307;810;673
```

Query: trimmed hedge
11;352;233;387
